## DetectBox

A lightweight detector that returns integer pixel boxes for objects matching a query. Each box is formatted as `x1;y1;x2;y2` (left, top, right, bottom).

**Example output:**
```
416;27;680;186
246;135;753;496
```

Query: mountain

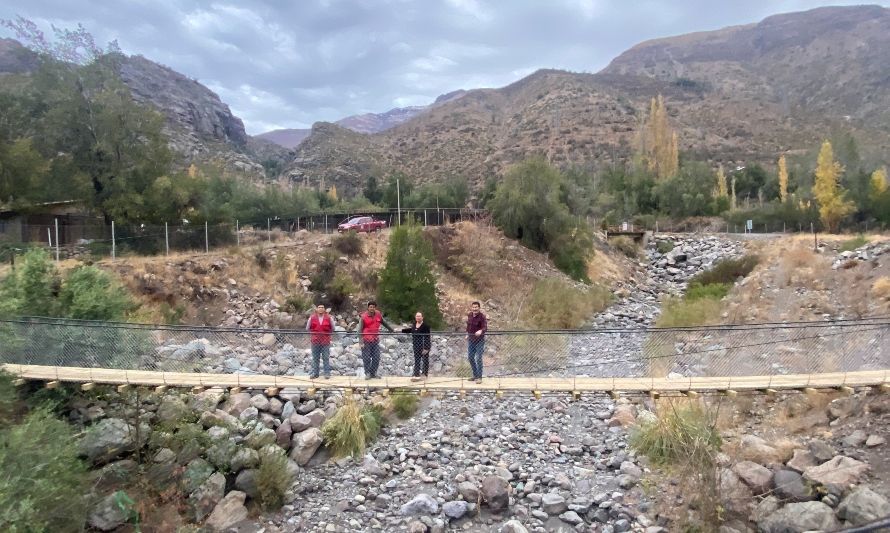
255;89;467;149
281;5;890;195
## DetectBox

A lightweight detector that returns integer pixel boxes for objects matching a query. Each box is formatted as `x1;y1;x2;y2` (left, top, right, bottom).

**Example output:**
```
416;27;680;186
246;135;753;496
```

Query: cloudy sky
1;0;885;134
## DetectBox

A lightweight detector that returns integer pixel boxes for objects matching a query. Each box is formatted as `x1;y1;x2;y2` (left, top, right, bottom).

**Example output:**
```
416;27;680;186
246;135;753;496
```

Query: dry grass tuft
873;277;890;301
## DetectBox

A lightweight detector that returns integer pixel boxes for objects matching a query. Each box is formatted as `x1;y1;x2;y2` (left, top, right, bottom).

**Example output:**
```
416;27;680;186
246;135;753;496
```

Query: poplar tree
377;222;443;328
639;95;679;180
870;167;888;197
813;140;855;232
778;155;789;203
714;165;728;198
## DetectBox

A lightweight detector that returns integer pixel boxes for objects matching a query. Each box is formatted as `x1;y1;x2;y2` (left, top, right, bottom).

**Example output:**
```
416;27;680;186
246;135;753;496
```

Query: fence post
165;222;169;256
783;222;786;234
267;218;271;244
111;220;116;261
324;213;328;234
424;209;427;226
235;220;240;247
205;221;209;254
54;218;60;261
47;227;53;253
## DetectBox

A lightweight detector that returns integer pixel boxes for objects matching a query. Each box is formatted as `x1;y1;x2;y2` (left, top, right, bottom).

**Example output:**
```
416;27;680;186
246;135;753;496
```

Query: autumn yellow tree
638;94;679;180
813;140;855;232
870;167;888;198
730;176;737;210
777;155;788;203
714;165;728;198
328;184;339;202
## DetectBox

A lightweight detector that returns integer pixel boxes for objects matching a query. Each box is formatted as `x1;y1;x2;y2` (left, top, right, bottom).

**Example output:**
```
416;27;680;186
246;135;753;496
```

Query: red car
337;216;387;233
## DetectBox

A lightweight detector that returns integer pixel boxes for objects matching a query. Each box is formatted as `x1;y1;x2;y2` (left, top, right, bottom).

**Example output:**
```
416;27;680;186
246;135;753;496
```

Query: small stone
400;493;439;516
500;520;530;533
481;475;510;511
542;493;568;515
559;510;583;525
732;461;773;494
785;449;816;473
88;492;132;531
843;429;868;447
442;500;469;519
865;434;886;447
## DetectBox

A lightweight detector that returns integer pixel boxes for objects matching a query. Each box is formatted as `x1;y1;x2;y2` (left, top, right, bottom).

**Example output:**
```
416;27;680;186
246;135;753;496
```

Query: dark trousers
361;341;381;377
467;339;485;379
413;349;429;376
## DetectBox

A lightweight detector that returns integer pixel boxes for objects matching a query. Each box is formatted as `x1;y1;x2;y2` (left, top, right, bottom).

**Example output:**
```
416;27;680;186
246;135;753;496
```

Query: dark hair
315;303;325;308
471;301;481;307
367;300;377;307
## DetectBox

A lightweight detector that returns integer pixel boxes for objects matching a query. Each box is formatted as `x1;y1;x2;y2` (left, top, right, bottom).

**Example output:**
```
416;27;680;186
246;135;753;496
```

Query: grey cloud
1;0;885;134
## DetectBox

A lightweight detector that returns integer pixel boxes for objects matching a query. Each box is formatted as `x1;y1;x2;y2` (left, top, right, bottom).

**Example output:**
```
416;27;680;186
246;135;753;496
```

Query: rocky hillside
256;90;468;149
282;5;890;194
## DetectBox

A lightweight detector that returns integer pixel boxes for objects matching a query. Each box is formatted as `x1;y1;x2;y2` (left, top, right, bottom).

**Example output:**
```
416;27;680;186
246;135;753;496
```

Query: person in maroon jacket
306;303;334;379
465;301;488;382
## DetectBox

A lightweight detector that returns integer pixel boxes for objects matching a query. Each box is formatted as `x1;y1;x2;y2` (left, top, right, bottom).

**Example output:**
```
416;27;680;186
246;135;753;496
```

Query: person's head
367;301;377;314
471;301;481;314
315;303;326;315
415;311;423;323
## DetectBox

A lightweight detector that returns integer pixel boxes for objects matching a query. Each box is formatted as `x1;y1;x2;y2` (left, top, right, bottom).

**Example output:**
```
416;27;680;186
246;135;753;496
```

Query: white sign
746;219;753;230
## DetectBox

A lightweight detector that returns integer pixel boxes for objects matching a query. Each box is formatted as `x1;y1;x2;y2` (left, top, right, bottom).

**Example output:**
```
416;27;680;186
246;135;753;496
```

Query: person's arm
481;314;488;335
401;326;413;334
421;324;432;351
306;316;312;331
380;316;395;332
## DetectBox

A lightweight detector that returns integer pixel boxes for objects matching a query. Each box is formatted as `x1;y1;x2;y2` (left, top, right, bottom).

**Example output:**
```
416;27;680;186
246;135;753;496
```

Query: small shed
0;201;102;245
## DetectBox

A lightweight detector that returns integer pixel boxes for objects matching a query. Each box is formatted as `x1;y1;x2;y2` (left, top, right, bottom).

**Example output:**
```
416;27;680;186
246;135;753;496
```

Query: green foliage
284;293;312;314
610;236;639;258
523;279;611;329
629;400;722;467
332;231;363;256
377;222;444;327
654;162;718;217
0;407;90;532
326;272;356;311
363;176;383;204
688;255;759;287
685;283;731;301
489;158;594;281
321;399;384;459
404;176;469;208
656;240;675;254
0;249;133;320
0;371;19;426
839;235;868;252
656;296;723;328
381;174;412;208
390;390;419;419
256;448;290;511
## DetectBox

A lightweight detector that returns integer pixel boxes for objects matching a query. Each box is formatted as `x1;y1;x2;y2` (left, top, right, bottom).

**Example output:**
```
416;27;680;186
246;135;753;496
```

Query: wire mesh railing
1;317;888;381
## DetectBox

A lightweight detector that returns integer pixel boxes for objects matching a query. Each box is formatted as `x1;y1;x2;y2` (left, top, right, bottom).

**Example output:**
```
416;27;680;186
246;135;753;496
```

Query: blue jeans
311;344;331;377
361;341;381;377
467;339;485;379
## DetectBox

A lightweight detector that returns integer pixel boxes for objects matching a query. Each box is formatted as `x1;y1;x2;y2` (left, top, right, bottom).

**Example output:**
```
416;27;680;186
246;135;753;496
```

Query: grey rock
458;481;480;502
205;490;248;531
230;447;259;472
442;500;469;519
837;487;890;525
400;493;439;516
732;460;773;494
88;492;132;531
250;394;271;412
156;396;189;422
191;388;225;411
245;427;276;449
481;475;510;511
542;493;568;515
79;418;138;464
803;455;869;489
739;434;782;465
773;470;814;502
275;419;293;448
238;406;259;423
785;449;816;473
500;520;529;533
758;501;840;533
559;510;583;525
866;434;886;447
200;409;239;429
281;400;296;420
843;429;868;447
182;458;215;494
289;428;323;465
234;469;258;499
306;408;327;428
808;439;836;463
221;392;252;416
290;413;313;432
189;472;226;522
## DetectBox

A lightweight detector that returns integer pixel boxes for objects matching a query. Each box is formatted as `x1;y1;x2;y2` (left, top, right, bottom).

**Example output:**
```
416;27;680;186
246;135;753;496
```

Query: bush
629;400;721;467
523;279;611;329
284;293;312;314
58;266;134;320
656;296;722;327
0;371;19;426
873;277;890;301
685;283;731;301
377;222;444;327
256;448;290;511
839;234;868;252
310;251;338;291
321;398;384;459
325;272;356;311
687;255;759;287
656;240;675;254
0;407;90;532
332;232;363;256
610;236;639;259
390;390;418;419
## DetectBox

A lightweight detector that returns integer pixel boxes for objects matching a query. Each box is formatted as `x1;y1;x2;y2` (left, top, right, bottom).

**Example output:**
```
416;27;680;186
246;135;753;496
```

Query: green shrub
523;279;611;329
256;448;290;511
629;400;722;466
688;255;759;287
321;398;384;459
284;293;312;314
390;390;418;419
656;296;722;328
839;234;868;252
377;222;444;327
685;283;731;301
326;272;356;311
332;232;363;256
610;236;640;259
0;371;19;426
310;251;339;291
0;407;90;532
656;240;675;254
58;266;134;320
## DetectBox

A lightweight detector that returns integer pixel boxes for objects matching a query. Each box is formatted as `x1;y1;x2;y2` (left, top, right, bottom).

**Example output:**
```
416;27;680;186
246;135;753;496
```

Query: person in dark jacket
465;301;488;382
401;311;432;381
355;301;394;379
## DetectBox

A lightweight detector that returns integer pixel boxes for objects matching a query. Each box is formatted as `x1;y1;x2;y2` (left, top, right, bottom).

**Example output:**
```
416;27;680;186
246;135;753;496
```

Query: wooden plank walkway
3;364;888;394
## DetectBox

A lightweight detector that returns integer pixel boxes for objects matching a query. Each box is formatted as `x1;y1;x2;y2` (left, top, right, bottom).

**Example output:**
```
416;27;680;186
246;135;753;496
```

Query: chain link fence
1;317;888;381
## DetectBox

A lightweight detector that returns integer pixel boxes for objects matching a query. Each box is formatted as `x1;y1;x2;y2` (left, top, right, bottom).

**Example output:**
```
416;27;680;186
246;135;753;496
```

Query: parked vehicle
337;216;387;233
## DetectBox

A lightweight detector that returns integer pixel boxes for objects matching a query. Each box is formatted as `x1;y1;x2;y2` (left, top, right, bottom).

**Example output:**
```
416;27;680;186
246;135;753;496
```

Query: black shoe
309;374;319;379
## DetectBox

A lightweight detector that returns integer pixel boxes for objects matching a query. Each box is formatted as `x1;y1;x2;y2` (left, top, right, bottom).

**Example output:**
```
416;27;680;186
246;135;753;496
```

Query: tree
363;176;382;204
730;176;737;211
812;140;855;232
638;95;679;180
714;165;728;198
376;222;443;327
778;155;789;203
381;174;412;208
870;167;887;198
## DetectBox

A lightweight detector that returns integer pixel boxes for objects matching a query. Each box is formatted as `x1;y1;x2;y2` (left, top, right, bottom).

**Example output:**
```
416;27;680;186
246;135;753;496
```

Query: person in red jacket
306;303;334;379
466;301;488;382
355;301;394;379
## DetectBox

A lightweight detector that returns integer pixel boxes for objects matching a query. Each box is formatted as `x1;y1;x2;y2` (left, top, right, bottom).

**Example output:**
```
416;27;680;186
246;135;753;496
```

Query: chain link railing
1;317;888;381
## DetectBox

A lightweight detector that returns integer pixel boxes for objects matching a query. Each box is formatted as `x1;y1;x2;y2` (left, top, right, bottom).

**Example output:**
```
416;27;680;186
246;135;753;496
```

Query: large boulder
189;472;226;522
758;501;840;533
230;447;259;472
245;427;277;449
481;475;510;511
739;435;783;466
541;493;568;515
773;470;814;502
289;413;312;432
234;469;259;499
205;490;248;531
732;461;773;494
785;449;816;473
88;492;132;531
221;392;252;416
289;428;323;466
191;388;225;412
182;458;215;495
249;394;271;412
837;487;890;525
718;468;754;516
400;493;439;516
275;419;293;449
156;396;189;423
803;455;869;490
200;409;239;430
79;418;138;464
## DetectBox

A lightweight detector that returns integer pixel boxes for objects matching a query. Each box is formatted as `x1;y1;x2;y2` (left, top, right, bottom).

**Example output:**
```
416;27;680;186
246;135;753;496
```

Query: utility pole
396;178;401;226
